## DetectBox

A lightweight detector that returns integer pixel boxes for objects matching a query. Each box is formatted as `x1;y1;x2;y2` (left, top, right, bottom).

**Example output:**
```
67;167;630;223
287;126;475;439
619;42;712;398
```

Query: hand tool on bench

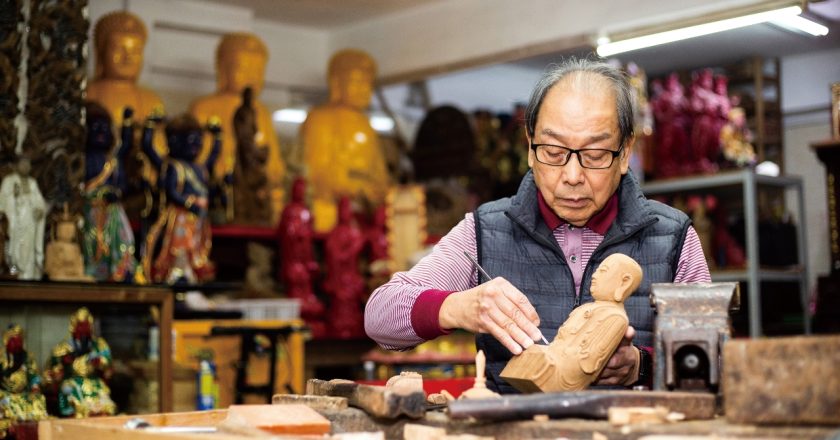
448;390;715;421
307;378;426;419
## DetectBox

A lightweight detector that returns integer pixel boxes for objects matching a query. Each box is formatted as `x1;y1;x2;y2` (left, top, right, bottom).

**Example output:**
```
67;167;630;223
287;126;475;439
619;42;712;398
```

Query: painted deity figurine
0;324;48;437
501;254;642;393
323;197;366;339
651;73;692;179
278;178;325;337
365;205;391;286
86;11;165;224
190;32;285;223
232;87;271;225
43;308;116;418
142;113;220;284
83;103;140;282
0;158;46;280
301;49;390;232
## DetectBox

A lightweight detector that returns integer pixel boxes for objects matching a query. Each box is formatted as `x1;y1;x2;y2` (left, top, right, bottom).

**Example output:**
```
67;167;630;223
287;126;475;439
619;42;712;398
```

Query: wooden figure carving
459;350;500;399
232;86;271;225
500;254;642;393
45;204;93;282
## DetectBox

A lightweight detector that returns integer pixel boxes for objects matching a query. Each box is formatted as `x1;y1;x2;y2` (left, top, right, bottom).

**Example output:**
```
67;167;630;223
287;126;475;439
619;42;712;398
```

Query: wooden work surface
0;281;174;413
37;405;839;440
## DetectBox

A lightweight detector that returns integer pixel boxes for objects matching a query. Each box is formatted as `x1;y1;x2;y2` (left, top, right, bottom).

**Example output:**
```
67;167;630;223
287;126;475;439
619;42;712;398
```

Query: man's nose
561;153;585;185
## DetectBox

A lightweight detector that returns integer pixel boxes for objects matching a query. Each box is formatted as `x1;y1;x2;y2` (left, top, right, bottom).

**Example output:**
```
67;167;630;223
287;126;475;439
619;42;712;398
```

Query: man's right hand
438;277;542;355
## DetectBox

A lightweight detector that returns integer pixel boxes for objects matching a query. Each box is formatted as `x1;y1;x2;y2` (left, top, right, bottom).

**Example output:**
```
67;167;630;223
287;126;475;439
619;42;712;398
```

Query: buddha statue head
589;253;642;303
216;32;268;95
85;101;114;153
93;11;148;81
166;114;204;162
327;49;376;110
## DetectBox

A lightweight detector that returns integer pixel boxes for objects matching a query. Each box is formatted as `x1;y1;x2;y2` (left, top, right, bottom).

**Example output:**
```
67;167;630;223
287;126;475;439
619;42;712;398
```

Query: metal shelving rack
642;169;810;337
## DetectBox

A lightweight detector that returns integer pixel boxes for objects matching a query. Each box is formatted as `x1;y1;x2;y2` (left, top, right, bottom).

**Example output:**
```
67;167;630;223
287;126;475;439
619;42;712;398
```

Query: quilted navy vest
474;171;690;394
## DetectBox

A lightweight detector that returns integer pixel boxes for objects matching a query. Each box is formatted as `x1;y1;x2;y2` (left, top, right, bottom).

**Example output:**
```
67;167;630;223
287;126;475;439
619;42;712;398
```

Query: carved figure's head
589;253;642;303
337;196;353;224
291;177;306;203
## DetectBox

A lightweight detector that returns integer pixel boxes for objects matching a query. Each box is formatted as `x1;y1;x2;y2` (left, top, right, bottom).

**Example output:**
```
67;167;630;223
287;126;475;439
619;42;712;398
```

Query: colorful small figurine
323;197;366;339
83;103;140;282
0;158;46;280
278;177;325;337
142;112;220;284
43;308;115;418
0;324;48;437
688;68;722;174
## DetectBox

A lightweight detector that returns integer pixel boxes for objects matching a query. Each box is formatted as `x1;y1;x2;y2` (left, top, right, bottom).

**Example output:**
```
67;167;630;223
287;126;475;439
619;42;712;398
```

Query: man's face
102;33;144;80
527;79;631;226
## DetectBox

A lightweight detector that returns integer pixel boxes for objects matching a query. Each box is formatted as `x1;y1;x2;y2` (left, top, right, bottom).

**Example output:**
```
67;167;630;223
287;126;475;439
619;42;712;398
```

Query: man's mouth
557;197;588;208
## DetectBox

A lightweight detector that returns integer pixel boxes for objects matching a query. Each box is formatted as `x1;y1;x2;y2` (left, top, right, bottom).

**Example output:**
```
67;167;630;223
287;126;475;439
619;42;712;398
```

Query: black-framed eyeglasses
530;143;624;169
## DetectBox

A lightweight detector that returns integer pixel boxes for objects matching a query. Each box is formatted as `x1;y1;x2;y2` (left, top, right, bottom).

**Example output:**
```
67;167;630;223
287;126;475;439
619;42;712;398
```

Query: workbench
37;405;839;440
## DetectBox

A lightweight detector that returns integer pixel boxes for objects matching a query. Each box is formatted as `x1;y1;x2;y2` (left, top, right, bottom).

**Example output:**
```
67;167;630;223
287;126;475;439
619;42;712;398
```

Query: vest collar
506;170;655;242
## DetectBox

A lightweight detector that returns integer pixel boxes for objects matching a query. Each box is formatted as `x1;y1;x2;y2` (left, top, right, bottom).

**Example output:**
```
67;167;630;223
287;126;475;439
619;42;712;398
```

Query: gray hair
525;57;635;149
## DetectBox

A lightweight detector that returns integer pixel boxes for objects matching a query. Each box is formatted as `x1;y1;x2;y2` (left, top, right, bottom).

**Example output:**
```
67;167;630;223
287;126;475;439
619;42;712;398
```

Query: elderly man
365;58;710;393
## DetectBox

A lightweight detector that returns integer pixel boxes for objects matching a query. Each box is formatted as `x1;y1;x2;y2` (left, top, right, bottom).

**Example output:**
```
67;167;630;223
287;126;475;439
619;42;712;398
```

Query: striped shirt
365;199;711;350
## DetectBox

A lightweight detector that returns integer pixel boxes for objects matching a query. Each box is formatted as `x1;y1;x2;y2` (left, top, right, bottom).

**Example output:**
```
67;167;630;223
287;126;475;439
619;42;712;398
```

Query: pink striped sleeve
364;214;478;350
674;226;712;283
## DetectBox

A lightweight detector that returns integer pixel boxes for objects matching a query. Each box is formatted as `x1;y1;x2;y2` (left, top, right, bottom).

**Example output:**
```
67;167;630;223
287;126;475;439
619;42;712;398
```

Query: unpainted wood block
404;423;446;440
723;335;840;425
225;404;330;435
273;393;349;411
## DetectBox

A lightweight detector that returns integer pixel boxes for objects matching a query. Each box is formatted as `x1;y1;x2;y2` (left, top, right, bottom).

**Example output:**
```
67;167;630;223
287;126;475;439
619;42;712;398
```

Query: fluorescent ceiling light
273;108;395;133
370;115;395;132
597;5;803;57
273;108;307;123
771;14;829;36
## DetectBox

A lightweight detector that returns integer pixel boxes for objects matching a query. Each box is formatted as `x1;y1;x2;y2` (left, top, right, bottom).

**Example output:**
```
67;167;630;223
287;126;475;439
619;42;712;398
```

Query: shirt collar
536;190;618;235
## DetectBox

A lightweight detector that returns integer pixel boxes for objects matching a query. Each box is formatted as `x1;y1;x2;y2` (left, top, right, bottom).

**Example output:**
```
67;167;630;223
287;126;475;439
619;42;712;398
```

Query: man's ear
526;132;535;168
619;135;635;175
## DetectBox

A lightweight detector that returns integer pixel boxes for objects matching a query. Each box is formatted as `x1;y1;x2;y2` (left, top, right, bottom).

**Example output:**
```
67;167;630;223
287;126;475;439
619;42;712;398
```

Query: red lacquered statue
689;68;721;174
323;197;366;339
651;73;692;178
278;178;325;337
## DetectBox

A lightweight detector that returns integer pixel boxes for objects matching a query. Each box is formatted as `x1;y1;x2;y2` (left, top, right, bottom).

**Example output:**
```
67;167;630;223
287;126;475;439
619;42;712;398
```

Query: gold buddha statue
190;32;286;223
301;49;390;232
87;11;163;130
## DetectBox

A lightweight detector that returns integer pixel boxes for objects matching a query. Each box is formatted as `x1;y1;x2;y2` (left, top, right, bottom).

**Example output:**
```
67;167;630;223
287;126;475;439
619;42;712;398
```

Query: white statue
0;159;46;280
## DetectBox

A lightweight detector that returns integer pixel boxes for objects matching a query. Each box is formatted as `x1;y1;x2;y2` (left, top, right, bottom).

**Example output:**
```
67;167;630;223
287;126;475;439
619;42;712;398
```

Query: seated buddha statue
86;10;166;224
190;32;285;224
301;49;390;232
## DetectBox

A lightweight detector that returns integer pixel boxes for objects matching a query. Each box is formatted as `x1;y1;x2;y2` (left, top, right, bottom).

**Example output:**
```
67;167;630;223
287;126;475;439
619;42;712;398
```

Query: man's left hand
594;326;640;386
